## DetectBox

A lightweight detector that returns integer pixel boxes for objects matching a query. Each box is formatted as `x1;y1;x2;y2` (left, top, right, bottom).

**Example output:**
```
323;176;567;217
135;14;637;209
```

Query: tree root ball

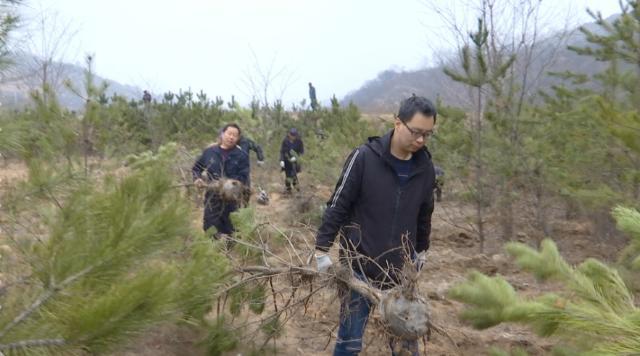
379;289;430;340
219;178;245;203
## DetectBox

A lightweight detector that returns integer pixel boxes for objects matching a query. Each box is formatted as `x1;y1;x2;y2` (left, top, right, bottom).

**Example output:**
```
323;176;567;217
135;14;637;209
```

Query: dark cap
288;128;299;136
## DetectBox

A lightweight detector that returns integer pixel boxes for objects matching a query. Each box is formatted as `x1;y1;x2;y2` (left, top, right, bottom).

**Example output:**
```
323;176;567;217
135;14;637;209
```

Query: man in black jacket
279;128;304;194
315;95;437;356
192;123;249;239
238;136;265;166
309;82;319;111
142;90;151;104
237;136;264;205
434;164;445;202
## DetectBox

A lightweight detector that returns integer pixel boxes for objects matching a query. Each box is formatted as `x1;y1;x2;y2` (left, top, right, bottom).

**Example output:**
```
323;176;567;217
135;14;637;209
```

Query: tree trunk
475;87;486;253
499;181;514;241
534;181;551;239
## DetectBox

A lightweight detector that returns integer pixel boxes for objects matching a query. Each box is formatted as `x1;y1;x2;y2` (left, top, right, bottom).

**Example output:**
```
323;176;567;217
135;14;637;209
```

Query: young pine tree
449;206;640;355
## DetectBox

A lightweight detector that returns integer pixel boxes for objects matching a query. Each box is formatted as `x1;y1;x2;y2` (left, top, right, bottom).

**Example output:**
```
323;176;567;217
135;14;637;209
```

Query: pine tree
449;206;640;355
0;147;229;354
562;0;640;201
444;16;515;251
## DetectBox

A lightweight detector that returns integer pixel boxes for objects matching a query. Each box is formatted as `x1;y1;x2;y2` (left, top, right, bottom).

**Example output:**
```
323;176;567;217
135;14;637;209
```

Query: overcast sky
18;0;622;105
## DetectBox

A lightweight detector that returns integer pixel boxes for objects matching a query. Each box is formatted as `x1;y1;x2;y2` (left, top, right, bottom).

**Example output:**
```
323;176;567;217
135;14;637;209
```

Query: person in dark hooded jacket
308;82;319;111
192;123;249;239
315;95;437;356
279;128;304;193
213;130;264;167
434;164;445;202
210;131;263;206
238;136;265;165
142;90;151;104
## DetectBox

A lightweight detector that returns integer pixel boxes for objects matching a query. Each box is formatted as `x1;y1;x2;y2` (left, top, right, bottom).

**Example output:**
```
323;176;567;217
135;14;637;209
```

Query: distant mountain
0;54;142;110
343;14;619;113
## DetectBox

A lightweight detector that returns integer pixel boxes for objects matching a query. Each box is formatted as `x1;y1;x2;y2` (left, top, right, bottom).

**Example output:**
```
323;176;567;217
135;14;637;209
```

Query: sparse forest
0;0;640;355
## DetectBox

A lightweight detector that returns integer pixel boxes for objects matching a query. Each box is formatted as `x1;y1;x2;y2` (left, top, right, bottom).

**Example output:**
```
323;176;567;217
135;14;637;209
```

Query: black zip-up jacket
238;137;264;162
192;145;250;185
315;130;435;287
279;138;304;162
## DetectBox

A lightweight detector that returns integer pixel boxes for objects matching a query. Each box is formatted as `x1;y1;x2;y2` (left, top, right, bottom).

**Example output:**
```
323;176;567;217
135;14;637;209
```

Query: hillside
343;15;618;112
0;53;142;109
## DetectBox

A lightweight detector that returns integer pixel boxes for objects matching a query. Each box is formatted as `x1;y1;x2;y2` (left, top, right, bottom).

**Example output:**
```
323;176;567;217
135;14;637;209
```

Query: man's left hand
257;160;265;166
416;251;427;271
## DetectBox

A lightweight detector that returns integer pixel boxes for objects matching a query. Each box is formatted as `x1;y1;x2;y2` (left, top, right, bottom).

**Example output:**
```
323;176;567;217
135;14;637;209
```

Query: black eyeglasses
401;120;434;140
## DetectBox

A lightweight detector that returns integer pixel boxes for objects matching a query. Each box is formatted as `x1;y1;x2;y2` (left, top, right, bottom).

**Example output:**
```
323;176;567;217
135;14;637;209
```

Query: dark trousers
203;191;237;235
284;162;299;191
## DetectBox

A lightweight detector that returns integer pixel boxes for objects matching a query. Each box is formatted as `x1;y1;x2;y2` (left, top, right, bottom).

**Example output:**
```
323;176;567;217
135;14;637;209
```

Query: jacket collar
367;130;432;177
212;144;240;155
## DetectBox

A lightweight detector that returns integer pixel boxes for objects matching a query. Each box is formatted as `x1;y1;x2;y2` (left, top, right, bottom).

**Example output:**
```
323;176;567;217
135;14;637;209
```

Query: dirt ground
0;162;626;356
206;166;625;356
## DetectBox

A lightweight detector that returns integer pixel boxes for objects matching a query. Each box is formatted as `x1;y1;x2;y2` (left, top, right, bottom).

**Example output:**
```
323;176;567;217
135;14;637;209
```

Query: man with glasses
315;94;437;356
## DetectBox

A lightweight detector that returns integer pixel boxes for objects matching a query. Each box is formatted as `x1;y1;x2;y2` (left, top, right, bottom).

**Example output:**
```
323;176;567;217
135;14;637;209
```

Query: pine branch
0;338;66;350
451;226;640;353
505;239;571;281
0;265;93;339
613;206;640;238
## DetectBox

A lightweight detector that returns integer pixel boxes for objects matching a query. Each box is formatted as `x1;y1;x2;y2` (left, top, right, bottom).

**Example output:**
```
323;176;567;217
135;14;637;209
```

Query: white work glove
316;253;333;273
257;160;265;166
193;178;205;188
416;251;427;271
289;156;297;163
279;161;285;168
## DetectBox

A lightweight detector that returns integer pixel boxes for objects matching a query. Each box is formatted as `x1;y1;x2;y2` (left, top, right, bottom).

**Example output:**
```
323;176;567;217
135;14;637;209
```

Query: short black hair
397;94;437;124
221;123;241;136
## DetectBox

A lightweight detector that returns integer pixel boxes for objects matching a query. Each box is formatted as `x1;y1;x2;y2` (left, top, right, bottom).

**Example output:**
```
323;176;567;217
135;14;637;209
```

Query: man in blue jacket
315;95;437;356
213;131;264;167
192;123;250;239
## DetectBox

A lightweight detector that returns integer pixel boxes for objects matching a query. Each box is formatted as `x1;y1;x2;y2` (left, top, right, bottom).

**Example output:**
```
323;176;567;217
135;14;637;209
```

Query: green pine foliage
259;315;283;339
201;317;239;356
229;206;266;262
447;271;519;329
539;0;640;211
0;149;230;354
226;283;267;317
0;115;24;159
0;1;19;67
16;89;77;162
430;103;472;179
449;208;640;355
613;206;640;270
505;239;571;281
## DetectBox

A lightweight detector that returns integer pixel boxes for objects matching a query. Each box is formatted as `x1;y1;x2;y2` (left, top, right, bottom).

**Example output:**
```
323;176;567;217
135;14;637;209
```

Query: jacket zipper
390;187;403;242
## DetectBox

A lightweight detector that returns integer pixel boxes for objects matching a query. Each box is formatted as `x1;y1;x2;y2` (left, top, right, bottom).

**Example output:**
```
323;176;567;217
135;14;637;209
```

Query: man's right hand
279;161;285;168
316;253;333;273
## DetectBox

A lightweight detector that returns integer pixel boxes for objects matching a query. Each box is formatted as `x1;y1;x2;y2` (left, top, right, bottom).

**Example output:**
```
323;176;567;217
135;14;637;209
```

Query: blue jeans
334;274;419;356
